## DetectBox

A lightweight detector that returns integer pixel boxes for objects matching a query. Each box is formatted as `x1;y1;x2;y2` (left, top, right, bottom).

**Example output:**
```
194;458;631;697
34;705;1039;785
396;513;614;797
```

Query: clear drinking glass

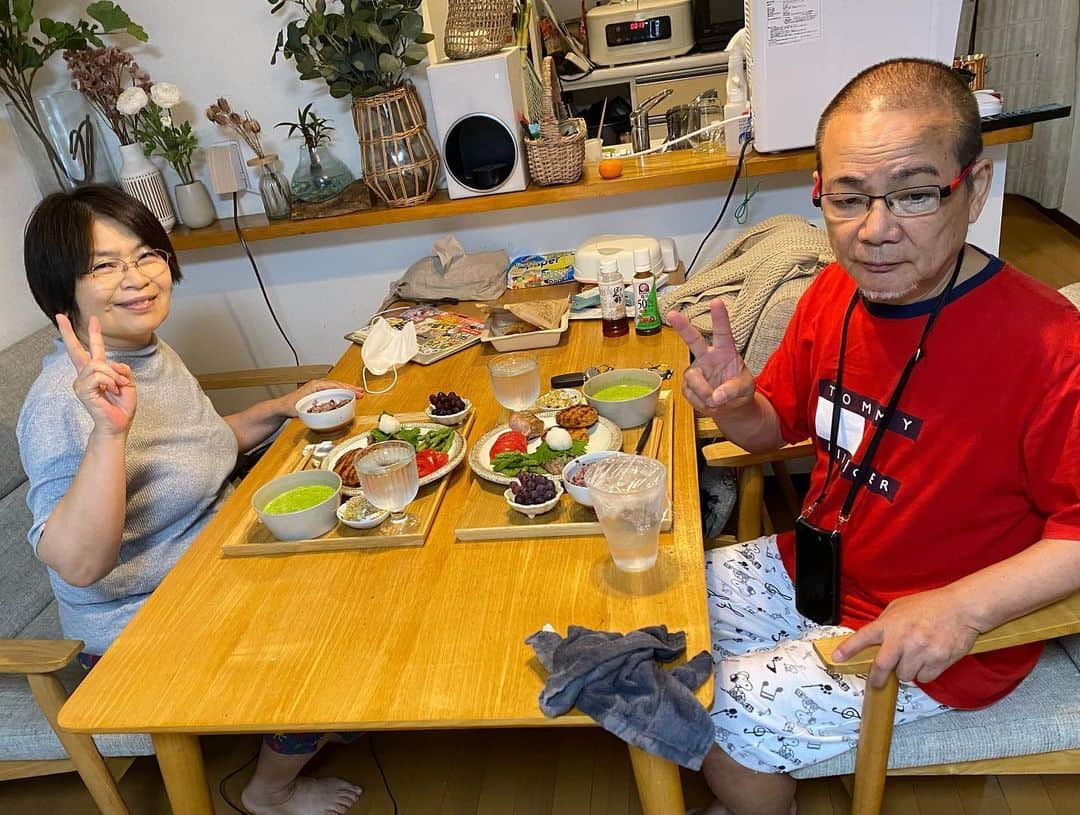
353;440;420;534
487;353;541;412
691;100;725;154
586;454;669;572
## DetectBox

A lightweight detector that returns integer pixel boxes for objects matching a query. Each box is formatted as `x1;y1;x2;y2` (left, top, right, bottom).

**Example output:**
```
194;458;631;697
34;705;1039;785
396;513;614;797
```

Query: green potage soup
262;485;336;515
591;382;654;401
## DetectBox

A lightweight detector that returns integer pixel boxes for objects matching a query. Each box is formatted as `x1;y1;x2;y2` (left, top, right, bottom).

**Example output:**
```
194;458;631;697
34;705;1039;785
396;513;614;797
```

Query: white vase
118;143;176;232
174;180;216;229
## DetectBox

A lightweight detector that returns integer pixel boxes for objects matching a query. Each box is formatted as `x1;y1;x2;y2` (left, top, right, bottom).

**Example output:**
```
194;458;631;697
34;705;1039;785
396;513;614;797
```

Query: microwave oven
692;0;744;52
586;0;695;67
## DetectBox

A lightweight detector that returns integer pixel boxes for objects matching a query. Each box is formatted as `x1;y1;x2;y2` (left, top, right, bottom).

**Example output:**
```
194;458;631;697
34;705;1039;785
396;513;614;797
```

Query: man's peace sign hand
666;299;755;417
57;314;136;436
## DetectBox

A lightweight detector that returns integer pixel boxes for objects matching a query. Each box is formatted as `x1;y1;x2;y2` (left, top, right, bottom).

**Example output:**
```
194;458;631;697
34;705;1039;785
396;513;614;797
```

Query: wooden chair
697;414;815;542
0;641;135;814
812;593;1080;814
194;363;332;392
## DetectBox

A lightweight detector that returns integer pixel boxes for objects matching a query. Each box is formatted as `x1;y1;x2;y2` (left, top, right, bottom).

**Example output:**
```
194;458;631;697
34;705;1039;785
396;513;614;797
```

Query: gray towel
526;624;715;769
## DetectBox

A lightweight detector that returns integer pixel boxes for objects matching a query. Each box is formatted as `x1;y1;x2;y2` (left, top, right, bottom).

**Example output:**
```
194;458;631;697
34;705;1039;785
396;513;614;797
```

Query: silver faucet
630;89;673;153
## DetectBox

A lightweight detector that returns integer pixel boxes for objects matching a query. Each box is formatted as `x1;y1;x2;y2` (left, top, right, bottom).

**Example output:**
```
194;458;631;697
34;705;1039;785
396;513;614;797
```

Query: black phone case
794;518;841;626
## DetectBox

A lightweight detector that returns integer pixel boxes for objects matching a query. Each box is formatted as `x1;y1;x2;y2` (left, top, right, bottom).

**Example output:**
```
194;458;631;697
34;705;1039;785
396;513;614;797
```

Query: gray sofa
0;325;152;766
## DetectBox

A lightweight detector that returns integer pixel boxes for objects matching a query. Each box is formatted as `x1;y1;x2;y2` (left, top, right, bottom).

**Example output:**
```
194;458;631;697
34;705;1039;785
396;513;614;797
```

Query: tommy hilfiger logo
814;379;920;503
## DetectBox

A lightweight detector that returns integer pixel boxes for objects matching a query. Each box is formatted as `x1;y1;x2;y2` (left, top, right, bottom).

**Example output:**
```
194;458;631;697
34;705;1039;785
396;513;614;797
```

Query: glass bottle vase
249;155;292;220
290;144;354;204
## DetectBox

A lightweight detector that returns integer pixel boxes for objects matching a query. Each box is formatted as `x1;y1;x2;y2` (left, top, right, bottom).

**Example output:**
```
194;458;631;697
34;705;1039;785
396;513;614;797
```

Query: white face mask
360;317;418;394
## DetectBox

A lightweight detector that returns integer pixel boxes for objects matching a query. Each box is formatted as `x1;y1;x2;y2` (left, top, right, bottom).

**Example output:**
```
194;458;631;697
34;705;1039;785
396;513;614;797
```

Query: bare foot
241;776;363;815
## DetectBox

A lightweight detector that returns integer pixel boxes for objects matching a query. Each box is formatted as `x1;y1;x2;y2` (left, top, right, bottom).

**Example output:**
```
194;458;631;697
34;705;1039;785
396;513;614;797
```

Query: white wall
0;1;1009;380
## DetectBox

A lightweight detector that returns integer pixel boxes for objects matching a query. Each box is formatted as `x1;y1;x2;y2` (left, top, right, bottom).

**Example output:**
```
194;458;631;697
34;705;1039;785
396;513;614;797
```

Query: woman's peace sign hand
57;314;137;436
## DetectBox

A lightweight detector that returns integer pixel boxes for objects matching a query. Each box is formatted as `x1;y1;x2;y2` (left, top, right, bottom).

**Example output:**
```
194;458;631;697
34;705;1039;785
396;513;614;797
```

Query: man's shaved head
815;58;982;175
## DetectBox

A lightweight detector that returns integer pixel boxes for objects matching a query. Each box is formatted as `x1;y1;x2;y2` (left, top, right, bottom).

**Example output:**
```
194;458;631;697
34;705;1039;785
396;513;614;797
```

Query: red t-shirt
755;254;1080;709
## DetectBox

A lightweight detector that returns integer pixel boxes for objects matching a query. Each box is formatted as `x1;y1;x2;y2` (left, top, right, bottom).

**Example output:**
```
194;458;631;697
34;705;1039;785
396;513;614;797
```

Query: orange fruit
598;158;623;179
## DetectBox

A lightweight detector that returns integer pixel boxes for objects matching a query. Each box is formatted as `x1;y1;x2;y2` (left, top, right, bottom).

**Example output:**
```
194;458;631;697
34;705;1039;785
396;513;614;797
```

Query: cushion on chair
791;641;1080;778
0;482;53;639
1060;634;1080;671
0;325;55;500
0;659;154;760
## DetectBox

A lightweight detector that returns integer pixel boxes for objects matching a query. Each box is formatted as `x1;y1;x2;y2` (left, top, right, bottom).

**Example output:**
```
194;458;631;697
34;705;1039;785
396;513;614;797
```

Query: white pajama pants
706;537;950;773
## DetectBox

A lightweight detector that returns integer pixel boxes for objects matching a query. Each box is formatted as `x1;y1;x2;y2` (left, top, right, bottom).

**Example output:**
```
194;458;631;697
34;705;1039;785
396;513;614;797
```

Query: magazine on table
345;305;485;366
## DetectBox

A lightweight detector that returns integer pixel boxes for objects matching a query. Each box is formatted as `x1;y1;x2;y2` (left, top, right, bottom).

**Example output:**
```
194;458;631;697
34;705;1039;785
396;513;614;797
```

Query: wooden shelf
169;124;1034;252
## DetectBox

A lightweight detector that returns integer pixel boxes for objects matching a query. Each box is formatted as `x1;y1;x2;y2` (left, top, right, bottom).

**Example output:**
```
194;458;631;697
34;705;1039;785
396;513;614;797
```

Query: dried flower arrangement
206;97;268;158
63;46;150;146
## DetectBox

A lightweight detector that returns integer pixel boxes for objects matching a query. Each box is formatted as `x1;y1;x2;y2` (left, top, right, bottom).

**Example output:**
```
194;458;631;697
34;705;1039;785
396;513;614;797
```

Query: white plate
468;415;623;486
322;423;467;497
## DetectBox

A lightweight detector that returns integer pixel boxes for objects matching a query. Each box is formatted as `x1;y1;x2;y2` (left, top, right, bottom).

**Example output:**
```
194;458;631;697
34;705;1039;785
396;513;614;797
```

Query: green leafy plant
276;103;334;149
138;101;197;184
268;0;434;99
0;1;146;187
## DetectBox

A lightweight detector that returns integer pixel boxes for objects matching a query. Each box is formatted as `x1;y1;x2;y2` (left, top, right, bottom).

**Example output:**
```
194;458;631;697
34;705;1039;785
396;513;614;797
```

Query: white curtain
972;0;1079;208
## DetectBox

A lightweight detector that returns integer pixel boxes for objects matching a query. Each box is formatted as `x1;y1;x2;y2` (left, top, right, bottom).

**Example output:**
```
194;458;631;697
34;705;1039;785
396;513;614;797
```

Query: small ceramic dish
295;389;356;432
503;478;564;518
336;495;390;530
424;398;472;426
561;450;622;507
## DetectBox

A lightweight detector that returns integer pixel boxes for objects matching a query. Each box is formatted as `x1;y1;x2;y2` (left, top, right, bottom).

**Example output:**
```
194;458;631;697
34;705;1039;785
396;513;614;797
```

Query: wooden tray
222;411;474;558
454;392;673;541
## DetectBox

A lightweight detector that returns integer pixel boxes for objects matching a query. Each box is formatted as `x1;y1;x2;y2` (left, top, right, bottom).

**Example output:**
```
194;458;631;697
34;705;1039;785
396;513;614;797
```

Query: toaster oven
586;0;695;67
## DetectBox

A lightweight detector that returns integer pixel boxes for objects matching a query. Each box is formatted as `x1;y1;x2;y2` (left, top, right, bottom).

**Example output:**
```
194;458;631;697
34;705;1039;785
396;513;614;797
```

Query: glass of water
353;440;420;533
586;454;669;572
487;353;541;412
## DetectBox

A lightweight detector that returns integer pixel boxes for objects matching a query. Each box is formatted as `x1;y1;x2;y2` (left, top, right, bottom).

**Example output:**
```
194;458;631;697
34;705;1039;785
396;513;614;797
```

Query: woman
17;186;363;815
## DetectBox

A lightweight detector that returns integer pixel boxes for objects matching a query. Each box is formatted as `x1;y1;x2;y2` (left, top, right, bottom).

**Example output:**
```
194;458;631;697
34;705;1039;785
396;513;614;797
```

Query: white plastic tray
480;311;570;351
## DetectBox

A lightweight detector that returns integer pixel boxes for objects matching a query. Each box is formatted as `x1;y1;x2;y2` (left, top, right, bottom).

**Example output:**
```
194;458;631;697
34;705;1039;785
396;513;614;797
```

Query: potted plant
207;97;292;220
120;82;213;229
268;0;440;208
276;103;354;203
0;1;146;194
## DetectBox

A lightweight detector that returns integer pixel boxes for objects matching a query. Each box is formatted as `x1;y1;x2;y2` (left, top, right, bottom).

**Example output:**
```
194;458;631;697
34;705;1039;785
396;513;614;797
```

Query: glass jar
291;144;354;203
249;155;292;220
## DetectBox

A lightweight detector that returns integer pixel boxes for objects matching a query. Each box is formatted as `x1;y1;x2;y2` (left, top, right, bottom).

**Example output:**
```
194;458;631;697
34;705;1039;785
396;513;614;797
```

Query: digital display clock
605;15;672;48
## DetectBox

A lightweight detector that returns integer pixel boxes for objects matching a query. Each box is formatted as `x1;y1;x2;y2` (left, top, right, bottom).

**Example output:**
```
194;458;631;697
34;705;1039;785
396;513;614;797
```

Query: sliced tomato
416;448;449;478
490;430;528;458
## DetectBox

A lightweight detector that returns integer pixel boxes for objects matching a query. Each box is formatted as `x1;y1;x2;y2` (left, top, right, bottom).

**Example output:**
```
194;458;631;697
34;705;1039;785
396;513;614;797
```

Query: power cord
231;191;300;368
685;136;753;277
218;747;259;814
369;733;399;814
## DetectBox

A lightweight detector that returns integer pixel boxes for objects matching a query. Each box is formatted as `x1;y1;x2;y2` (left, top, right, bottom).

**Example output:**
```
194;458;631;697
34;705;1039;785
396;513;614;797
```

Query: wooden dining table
58;319;713;814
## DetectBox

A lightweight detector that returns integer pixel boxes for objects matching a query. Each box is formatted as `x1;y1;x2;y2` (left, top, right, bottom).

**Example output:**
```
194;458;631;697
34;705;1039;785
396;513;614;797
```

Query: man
669;58;1079;815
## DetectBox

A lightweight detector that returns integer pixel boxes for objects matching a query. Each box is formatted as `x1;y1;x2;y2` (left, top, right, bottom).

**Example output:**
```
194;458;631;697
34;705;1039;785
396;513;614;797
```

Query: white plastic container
480;311;570;351
574;235;663;283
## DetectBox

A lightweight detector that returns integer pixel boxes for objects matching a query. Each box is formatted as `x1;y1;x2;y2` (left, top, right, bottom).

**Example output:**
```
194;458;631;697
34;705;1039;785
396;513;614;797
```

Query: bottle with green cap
633;247;661;336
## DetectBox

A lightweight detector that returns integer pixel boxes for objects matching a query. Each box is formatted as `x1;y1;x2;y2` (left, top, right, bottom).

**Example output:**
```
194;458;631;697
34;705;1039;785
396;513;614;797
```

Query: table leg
151;734;213;815
628;744;685;815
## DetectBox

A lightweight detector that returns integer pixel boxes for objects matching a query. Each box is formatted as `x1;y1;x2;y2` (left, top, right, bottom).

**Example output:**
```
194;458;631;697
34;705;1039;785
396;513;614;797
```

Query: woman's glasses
85;249;172;287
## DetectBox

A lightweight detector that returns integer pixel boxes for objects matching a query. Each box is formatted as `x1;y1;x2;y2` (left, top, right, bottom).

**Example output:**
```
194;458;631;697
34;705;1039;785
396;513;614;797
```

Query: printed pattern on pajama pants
705;536;951;774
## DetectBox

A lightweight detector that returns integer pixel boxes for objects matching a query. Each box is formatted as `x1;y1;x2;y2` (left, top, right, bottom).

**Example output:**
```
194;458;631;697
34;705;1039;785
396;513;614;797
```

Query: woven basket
444;0;514;60
351;82;440;208
524;57;585;186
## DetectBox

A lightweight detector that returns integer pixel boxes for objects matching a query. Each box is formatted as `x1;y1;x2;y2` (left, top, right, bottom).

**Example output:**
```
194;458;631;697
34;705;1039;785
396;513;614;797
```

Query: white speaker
426;47;530;200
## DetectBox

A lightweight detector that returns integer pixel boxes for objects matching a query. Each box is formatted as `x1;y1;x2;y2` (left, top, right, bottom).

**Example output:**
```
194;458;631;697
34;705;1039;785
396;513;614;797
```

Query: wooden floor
1;195;1076;814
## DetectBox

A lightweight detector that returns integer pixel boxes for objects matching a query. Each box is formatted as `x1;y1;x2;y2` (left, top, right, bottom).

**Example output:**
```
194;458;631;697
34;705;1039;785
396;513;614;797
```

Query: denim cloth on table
526;624;714;769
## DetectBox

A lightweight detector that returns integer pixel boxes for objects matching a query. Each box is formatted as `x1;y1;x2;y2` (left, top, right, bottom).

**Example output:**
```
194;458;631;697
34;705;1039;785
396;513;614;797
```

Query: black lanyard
803;249;965;531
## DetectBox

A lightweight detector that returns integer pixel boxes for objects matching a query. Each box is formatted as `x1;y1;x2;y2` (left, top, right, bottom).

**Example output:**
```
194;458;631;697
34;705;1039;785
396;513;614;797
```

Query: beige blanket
658;215;834;351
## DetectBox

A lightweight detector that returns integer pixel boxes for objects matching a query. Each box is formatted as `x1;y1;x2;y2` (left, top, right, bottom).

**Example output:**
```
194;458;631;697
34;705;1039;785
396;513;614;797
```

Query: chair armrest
0;639;84;674
814;591;1080;674
702;438;815;468
196;364;333;391
696;416;725;441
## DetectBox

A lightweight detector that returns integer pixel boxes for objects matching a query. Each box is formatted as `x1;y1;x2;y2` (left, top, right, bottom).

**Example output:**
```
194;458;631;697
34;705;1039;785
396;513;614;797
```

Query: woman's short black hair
24;185;182;328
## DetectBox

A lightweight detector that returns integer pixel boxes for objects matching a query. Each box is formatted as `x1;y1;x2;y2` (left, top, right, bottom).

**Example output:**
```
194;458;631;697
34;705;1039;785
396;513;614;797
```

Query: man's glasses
812;162;974;220
84;249;172;287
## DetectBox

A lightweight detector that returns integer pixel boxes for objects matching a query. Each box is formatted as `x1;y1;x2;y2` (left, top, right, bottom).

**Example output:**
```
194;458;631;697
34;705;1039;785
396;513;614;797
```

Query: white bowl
336;495;389;529
424;398;472;426
252;470;342;541
583;369;662;429
503;478;564;518
561;450;622;507
295;389;356;432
